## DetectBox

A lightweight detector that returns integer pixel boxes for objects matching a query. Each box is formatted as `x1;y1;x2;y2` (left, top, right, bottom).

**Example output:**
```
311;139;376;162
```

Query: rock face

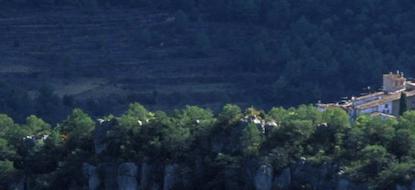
83;163;100;190
254;164;273;190
336;178;366;190
290;162;336;189
83;162;141;190
78;119;415;190
267;163;370;190
118;162;138;190
240;115;278;136
336;179;351;190
78;156;414;190
100;163;118;190
273;168;291;190
140;161;152;190
163;164;178;190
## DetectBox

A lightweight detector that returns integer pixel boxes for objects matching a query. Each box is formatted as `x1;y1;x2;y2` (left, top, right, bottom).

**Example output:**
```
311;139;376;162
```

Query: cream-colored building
318;71;415;119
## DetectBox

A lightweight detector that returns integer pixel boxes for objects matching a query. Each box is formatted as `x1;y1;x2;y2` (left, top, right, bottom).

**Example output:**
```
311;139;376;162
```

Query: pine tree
399;92;408;115
240;123;262;156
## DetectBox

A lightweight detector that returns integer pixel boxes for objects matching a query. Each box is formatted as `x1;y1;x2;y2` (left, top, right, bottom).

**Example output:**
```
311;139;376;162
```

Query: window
385;104;389;108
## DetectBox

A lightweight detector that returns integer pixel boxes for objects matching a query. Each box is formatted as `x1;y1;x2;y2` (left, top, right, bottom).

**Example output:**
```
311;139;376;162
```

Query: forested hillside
1;0;415;123
1;103;415;189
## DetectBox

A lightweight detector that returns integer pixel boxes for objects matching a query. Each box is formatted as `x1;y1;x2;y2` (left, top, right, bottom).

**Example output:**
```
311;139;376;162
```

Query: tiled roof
354;91;384;101
356;90;415;110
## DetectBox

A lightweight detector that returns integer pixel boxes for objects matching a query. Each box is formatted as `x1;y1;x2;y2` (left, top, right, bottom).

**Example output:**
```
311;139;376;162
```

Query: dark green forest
2;1;415;188
1;103;415;189
1;0;415;123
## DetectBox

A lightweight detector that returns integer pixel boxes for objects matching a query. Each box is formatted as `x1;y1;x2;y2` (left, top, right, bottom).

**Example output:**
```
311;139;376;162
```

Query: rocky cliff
81;161;415;190
77;119;415;190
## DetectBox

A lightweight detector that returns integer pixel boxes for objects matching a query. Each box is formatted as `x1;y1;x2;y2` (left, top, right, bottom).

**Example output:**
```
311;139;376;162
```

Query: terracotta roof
354;91;384;101
356;90;415;110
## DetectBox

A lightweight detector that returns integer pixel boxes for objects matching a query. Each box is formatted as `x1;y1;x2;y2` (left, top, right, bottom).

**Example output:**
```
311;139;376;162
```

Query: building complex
318;71;415;119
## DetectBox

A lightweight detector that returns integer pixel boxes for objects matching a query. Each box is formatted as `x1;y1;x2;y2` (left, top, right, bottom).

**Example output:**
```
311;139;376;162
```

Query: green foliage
0;114;15;137
278;119;315;145
4;0;415;187
267;107;289;123
322;108;350;129
0;160;15;181
266;147;290;170
175;106;215;137
0;103;415;188
218;104;243;125
399;111;415;133
346;145;392;182
377;161;415;189
119;102;151;131
0;138;15;160
124;103;150;120
358;116;396;147
400;92;408;116
160;116;190;159
60;108;95;147
245;106;262;118
294;105;323;125
24;115;50;134
240;123;261;157
344;126;365;157
390;129;415;159
104;103;151;159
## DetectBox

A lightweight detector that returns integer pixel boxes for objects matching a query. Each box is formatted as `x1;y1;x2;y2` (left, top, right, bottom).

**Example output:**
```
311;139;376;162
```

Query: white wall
359;101;393;115
378;101;393;114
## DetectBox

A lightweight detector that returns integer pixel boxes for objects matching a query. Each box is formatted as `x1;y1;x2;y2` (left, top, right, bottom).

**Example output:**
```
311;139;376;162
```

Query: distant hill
1;0;415;122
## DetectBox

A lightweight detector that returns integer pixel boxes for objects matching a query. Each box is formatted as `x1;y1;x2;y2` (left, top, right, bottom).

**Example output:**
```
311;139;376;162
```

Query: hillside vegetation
1;103;415;189
1;0;415;122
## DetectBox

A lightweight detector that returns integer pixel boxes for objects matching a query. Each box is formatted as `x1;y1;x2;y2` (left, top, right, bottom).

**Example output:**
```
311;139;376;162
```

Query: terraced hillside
0;8;279;115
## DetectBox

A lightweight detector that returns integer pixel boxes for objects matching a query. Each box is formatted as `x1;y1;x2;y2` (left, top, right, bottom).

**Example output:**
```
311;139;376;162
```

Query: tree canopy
0;103;414;189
